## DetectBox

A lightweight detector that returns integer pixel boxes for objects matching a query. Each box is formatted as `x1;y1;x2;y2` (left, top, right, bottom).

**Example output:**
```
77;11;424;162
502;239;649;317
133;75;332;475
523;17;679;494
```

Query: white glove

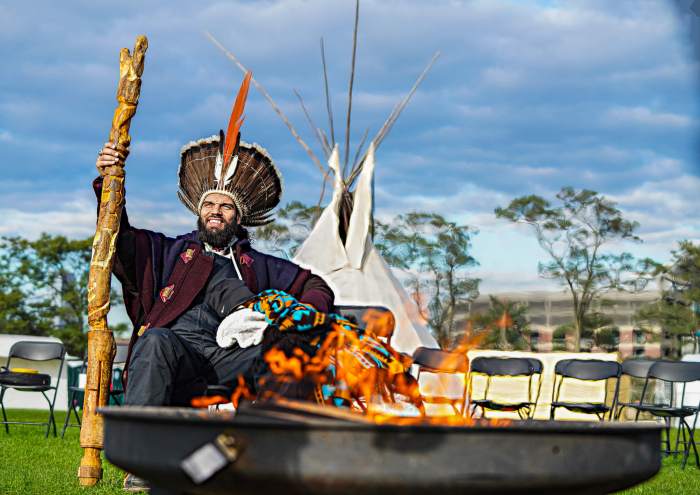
216;307;269;349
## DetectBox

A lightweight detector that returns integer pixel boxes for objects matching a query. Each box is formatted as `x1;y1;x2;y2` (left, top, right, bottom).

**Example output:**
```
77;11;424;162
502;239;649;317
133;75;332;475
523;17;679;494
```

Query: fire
191;290;513;428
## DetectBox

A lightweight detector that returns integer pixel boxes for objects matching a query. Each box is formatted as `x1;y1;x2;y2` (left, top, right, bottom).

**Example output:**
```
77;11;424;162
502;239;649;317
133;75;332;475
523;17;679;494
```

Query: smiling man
198;193;243;248
92;74;334;419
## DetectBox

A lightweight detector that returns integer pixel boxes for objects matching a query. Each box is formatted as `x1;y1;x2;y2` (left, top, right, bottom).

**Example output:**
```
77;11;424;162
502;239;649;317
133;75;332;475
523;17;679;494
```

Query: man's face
199;192;238;231
198;192;240;248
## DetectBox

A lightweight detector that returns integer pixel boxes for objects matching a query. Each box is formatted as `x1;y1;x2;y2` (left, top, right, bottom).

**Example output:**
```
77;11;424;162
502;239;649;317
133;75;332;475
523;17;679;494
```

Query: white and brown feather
177;135;283;227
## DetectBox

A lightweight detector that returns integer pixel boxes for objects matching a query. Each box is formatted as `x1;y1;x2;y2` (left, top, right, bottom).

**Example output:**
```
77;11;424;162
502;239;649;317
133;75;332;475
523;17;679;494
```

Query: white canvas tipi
208;2;440;354
294;144;438;354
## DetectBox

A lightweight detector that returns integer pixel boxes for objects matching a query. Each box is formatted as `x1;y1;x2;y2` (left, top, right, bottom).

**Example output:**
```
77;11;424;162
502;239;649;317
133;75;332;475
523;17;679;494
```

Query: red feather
223;71;252;166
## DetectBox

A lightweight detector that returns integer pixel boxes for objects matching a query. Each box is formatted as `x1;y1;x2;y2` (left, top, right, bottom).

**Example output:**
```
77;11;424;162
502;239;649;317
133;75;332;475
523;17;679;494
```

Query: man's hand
216;307;268;349
96;142;129;177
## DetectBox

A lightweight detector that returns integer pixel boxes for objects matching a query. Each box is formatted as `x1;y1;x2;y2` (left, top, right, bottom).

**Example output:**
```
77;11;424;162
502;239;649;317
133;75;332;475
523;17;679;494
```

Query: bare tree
496;187;655;351
376;213;480;348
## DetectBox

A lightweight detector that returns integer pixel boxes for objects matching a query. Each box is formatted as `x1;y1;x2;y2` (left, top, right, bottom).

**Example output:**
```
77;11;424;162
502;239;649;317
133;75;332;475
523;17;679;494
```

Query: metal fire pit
101;402;661;495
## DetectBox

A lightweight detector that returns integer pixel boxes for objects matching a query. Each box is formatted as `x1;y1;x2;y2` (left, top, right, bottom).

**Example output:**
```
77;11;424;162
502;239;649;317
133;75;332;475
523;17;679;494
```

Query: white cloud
0;199;96;239
131;139;181;157
479;67;524;88
2;0;699;294
603;106;694;128
456;104;500;119
0;191;195;240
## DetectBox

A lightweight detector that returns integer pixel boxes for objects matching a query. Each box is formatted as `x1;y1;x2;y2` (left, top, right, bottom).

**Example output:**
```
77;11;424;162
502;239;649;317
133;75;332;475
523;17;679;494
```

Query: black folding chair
614;359;657;420
550;359;621;421
0;341;66;437
632;361;700;469
108;343;129;405
468;356;543;420
61;342;129;438
412;347;469;415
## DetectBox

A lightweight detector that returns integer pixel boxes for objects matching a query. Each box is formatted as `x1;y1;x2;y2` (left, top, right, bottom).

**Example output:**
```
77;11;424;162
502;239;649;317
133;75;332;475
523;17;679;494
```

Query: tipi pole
347;51;440;187
78;35;148;487
293;88;332;158
320;37;335;146
204;31;328;177
342;0;360;176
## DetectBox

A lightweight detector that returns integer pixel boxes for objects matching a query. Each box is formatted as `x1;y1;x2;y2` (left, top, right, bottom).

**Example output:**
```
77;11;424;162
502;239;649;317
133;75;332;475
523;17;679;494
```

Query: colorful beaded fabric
249;289;412;407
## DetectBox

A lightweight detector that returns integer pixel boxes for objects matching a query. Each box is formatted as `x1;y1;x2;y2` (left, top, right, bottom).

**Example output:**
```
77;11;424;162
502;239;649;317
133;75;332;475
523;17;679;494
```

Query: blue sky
1;0;699;294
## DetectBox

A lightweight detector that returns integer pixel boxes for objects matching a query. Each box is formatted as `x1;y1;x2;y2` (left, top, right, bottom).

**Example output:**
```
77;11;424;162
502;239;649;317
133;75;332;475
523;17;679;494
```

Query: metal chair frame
0;341;66;438
61;343;128;437
412;346;469;416
550;359;621;421
614;359;658;420
467;357;544;420
632;361;700;469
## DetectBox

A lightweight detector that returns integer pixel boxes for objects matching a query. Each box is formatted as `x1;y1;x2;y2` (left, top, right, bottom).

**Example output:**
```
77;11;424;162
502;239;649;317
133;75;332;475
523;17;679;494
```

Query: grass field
0;409;699;494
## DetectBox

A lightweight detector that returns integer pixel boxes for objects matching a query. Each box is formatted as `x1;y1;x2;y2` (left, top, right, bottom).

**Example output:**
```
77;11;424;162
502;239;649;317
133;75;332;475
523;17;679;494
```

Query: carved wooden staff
78;35;148;487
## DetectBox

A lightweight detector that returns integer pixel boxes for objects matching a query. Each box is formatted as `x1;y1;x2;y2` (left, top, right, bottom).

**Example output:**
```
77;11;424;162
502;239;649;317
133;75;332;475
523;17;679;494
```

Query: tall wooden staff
78;35;148;487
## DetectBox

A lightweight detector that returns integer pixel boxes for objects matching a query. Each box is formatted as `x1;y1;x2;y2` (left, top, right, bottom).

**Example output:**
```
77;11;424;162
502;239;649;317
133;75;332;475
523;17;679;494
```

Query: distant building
468;291;663;358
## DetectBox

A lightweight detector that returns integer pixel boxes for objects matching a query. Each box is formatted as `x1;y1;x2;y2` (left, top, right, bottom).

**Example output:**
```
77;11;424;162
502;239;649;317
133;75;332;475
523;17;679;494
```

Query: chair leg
75;398;82;426
690;428;700;468
676;420;686;459
61;390;76;438
48;384;61;438
471;403;479;418
680;419;691;469
679;418;700;469
41;391;56;438
0;387;9;434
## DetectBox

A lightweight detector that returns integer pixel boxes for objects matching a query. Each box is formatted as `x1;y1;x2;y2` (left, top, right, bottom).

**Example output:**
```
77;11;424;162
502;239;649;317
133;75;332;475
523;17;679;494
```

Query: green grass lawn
0;409;125;495
0;409;699;494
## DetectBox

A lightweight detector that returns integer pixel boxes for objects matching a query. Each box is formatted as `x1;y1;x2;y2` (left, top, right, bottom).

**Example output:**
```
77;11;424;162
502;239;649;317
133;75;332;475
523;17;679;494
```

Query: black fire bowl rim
99;404;663;434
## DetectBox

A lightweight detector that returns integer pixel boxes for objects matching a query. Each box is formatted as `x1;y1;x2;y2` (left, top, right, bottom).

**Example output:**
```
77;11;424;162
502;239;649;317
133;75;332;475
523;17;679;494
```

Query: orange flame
190;305;515;428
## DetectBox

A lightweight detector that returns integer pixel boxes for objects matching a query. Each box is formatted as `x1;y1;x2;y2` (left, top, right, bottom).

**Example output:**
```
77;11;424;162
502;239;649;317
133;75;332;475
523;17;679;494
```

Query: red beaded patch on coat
180;248;195;264
160;284;175;303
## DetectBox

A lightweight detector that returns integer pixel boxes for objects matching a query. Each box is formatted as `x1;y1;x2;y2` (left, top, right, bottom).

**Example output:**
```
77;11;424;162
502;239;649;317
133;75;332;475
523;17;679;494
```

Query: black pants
125;327;261;406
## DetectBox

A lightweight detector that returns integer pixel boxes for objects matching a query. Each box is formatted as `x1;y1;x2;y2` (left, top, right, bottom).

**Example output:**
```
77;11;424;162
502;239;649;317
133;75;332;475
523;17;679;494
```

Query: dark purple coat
92;178;334;379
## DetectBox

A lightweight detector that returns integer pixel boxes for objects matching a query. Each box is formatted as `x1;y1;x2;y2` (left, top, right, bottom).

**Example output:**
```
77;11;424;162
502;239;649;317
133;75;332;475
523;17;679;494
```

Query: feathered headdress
177;72;283;227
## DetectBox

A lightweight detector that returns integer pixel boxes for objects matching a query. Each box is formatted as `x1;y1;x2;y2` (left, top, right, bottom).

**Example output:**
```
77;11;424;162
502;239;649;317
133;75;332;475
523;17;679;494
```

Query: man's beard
197;217;240;249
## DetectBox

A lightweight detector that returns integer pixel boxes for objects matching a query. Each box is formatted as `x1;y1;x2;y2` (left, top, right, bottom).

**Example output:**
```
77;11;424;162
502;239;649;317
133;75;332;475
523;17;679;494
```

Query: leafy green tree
495;187;654;351
375;213;480;349
255;202;481;349
554;306;621;352
0;234;120;356
0;250;36;335
471;296;531;350
635;241;700;358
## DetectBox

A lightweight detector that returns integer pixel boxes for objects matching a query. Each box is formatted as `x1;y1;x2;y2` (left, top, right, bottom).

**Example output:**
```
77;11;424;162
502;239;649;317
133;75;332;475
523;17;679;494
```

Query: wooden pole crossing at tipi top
205;0;440;354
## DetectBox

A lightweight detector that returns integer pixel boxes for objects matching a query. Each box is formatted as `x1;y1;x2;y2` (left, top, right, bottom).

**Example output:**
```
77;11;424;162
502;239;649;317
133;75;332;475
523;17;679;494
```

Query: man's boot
123;473;150;493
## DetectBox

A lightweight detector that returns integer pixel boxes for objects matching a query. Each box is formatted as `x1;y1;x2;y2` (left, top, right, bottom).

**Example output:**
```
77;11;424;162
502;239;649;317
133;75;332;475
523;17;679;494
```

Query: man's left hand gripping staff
96;142;129;176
